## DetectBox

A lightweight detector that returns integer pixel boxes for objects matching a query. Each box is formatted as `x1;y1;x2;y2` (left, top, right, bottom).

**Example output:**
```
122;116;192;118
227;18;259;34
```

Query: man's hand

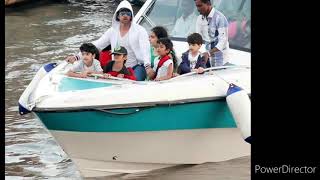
66;55;76;64
202;52;210;63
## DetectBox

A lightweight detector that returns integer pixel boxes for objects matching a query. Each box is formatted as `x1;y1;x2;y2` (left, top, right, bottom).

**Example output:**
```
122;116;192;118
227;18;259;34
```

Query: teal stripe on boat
35;100;236;132
58;77;113;92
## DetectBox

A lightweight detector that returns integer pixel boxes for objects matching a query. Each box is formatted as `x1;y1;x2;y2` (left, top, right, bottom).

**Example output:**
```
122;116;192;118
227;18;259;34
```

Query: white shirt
188;52;200;69
195;15;210;42
118;31;137;68
153;57;173;79
171;12;198;37
71;59;103;73
195;8;230;66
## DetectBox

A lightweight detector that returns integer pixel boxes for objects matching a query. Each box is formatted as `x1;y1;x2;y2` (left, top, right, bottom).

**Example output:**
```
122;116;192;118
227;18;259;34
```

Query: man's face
181;0;194;17
195;0;209;16
118;10;132;24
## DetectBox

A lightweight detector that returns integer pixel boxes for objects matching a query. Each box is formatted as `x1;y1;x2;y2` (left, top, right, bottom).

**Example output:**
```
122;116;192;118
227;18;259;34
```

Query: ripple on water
62;32;104;46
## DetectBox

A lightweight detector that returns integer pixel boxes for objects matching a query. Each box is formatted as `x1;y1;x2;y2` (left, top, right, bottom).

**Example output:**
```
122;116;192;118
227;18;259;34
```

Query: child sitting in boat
149;38;177;81
67;43;103;78
102;46;136;80
149;26;169;68
178;33;207;75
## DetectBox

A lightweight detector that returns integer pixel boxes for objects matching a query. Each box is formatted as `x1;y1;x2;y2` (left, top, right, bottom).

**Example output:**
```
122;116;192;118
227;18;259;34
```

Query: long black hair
157;38;178;71
151;26;168;39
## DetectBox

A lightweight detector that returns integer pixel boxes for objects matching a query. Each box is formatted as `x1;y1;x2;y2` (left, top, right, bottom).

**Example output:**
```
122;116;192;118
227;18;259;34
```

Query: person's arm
66;29;112;63
155;63;173;81
210;15;228;55
92;28;112;51
148;68;156;80
178;54;191;74
67;70;88;78
66;62;88;78
139;27;151;66
92;60;104;74
195;55;207;69
171;18;181;36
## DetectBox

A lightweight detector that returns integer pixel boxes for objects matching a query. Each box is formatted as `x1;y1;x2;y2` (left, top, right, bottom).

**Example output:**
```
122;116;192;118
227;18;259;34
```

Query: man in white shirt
66;0;151;81
195;0;230;66
171;0;198;37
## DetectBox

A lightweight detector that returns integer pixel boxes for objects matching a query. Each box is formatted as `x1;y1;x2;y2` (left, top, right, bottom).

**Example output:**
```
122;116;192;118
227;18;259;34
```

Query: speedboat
18;0;251;178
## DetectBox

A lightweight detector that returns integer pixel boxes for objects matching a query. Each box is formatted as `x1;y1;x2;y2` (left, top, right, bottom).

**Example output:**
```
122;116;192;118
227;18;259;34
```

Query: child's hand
103;73;111;79
173;73;179;77
191;69;197;72
154;77;162;81
197;67;204;74
117;74;124;78
79;73;88;78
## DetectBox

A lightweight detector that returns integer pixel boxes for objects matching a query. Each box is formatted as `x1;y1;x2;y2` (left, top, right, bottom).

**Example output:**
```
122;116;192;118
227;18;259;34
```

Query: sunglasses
119;11;132;17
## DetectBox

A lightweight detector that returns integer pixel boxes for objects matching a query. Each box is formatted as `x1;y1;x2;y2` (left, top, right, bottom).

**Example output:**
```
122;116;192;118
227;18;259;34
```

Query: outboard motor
18;63;57;115
226;83;251;144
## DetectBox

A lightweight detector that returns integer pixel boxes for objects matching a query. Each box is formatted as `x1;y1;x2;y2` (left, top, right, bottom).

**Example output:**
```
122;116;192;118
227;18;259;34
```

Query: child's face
81;52;95;66
188;43;201;54
156;42;170;56
114;54;127;63
149;32;158;47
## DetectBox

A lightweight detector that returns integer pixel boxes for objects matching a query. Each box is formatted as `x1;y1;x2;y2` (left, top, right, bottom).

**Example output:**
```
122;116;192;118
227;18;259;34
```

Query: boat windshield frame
137;0;251;52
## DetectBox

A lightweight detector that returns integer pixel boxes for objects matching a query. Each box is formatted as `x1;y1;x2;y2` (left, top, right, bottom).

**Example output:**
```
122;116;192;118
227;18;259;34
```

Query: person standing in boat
67;43;103;78
178;33;207;75
194;0;230;67
149;38;177;81
66;0;151;81
171;0;198;37
103;46;136;81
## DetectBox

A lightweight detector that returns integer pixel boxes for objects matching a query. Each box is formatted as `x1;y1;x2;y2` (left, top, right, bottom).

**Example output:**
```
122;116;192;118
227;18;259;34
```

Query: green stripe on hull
35;100;236;132
59;77;113;92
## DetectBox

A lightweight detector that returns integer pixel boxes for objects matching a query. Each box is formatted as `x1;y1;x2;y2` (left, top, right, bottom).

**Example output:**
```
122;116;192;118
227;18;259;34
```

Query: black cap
111;46;127;55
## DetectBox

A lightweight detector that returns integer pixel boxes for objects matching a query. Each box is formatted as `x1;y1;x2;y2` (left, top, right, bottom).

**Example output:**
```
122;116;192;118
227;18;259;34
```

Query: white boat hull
50;128;250;177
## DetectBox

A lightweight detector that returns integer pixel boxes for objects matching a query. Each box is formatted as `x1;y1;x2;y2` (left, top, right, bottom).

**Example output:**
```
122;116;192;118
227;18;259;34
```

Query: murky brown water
5;0;250;179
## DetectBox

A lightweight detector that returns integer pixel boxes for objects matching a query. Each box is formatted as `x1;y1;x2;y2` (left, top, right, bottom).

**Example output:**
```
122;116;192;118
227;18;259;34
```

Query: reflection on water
5;0;249;179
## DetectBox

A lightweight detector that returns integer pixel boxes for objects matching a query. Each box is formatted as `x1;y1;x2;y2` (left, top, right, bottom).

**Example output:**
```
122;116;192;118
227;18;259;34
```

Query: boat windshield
138;0;251;51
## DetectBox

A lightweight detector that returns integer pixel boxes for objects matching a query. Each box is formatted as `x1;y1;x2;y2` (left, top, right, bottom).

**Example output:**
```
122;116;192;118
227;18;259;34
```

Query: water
5;1;250;179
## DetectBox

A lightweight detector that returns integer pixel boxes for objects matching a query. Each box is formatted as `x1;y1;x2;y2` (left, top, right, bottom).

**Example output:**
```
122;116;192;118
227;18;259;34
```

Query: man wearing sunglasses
66;0;151;81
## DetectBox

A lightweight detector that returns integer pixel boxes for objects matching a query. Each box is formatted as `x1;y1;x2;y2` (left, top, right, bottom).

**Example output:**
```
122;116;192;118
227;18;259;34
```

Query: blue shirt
196;8;230;66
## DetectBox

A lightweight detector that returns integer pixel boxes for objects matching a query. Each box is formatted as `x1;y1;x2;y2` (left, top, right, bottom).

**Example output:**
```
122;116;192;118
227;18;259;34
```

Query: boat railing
55;61;249;84
168;65;250;81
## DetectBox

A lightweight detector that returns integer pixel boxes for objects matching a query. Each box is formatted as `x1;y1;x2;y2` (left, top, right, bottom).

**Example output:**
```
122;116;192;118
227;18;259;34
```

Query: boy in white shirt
67;43;103;78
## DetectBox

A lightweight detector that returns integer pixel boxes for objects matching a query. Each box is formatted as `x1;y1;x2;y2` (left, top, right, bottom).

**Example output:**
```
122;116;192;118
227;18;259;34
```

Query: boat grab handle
169;65;250;81
92;108;144;115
